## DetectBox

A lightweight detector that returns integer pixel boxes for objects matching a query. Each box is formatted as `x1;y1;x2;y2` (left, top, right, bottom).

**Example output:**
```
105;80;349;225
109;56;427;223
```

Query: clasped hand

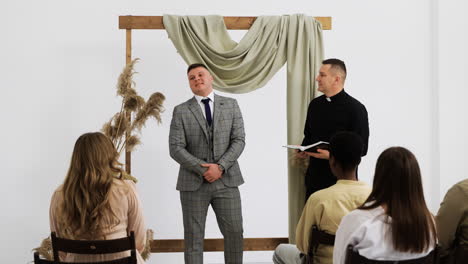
201;163;223;183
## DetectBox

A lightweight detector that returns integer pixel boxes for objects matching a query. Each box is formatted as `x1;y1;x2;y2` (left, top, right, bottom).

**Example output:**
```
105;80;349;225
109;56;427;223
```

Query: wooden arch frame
118;15;332;253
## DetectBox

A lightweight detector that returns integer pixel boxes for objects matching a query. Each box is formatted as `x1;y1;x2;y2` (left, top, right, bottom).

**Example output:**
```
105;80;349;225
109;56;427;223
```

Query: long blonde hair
58;132;124;239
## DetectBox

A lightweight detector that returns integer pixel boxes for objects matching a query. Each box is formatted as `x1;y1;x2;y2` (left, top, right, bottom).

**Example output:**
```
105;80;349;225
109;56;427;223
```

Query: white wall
2;0;467;263
438;0;468;200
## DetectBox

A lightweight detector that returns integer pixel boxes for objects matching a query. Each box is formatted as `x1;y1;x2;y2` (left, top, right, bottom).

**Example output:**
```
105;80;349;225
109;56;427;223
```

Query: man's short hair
322;58;347;82
329;131;363;171
187;63;209;74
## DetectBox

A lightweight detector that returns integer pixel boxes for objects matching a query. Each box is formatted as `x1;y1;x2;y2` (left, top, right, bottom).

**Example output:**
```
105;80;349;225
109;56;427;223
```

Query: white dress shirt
333;206;435;264
194;91;214;121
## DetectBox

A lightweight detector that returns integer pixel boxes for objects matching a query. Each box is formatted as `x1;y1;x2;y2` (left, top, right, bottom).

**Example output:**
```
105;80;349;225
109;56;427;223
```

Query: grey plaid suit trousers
169;94;245;264
180;183;243;264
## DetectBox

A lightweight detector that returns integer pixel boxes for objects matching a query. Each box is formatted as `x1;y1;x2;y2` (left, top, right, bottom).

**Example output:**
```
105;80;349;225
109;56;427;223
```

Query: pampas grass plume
117;59;139;96
126;135;141;152
103;58;165;173
132;92;165;131
33;237;53;260
124;94;145;112
141;229;154;261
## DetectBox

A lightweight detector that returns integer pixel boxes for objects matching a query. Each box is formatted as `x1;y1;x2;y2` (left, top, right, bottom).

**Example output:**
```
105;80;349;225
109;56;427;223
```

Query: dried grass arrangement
102;58;165;155
33;236;53;260
288;150;309;172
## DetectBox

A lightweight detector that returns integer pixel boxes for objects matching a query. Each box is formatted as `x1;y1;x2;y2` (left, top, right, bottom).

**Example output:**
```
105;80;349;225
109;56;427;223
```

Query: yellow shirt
295;180;371;264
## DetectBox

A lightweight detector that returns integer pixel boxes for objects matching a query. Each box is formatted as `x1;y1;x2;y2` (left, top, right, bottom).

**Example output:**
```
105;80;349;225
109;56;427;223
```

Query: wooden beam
151;237;289;253
125;29;132;173
119;16;332;30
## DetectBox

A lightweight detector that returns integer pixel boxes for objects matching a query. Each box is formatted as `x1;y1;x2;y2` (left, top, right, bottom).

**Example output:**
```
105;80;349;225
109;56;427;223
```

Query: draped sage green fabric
164;14;323;241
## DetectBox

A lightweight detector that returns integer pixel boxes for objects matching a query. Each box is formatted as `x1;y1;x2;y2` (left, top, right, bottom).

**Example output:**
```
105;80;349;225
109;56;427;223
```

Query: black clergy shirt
301;89;369;198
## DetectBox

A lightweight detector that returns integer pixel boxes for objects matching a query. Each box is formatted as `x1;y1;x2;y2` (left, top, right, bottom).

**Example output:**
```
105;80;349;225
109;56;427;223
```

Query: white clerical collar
195;91;214;104
325;89;345;102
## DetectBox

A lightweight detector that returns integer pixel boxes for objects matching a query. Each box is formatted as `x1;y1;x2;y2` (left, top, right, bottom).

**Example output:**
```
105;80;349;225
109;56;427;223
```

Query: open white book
283;141;330;152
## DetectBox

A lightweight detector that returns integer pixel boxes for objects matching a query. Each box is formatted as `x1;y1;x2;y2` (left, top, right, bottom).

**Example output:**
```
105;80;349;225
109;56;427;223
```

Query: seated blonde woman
333;147;437;263
49;132;146;263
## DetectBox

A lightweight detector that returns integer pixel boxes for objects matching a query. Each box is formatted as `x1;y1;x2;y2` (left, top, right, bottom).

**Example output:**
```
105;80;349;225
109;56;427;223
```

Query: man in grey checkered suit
169;63;245;264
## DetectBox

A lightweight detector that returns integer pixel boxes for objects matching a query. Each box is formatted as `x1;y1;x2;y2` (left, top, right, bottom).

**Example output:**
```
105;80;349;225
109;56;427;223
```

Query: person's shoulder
354;181;372;191
352;204;384;217
342;207;375;225
54;184;64;193
449;178;468;197
307;186;335;203
454;178;468;188
338;180;372;194
180;97;196;106
119;179;138;190
51;184;64;199
310;94;326;103
215;94;237;103
112;178;137;194
306;94;326;110
173;97;195;111
344;91;366;108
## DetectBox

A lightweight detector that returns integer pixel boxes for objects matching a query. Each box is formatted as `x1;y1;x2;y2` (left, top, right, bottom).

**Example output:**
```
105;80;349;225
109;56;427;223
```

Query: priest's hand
306;149;330;160
201;163;223;182
295;149;309;159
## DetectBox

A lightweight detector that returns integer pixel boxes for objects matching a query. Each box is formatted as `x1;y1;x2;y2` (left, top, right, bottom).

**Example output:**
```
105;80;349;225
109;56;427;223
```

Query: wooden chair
304;225;336;264
47;231;137;264
345;245;440;264
34;251;135;264
34;252;55;264
454;244;468;264
440;244;468;264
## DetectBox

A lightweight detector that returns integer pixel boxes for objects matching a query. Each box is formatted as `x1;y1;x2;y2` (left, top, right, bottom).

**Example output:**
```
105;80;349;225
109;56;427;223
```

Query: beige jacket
436;179;468;258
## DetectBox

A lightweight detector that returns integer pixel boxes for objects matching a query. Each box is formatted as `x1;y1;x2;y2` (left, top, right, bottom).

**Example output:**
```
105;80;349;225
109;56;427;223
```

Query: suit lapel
213;94;224;134
188;97;209;140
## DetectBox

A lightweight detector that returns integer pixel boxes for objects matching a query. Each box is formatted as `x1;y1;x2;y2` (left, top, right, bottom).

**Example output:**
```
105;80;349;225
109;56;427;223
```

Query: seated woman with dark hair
49;132;147;263
333;147;437;263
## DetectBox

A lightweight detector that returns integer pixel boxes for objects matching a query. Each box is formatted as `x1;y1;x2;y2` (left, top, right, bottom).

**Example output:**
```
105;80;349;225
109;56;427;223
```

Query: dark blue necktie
201;98;212;126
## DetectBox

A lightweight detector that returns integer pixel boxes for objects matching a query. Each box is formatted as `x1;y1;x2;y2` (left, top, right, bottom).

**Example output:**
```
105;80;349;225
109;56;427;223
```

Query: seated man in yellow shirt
273;131;372;264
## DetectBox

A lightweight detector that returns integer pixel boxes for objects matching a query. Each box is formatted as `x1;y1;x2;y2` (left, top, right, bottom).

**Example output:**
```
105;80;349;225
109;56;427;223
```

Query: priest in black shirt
297;58;369;199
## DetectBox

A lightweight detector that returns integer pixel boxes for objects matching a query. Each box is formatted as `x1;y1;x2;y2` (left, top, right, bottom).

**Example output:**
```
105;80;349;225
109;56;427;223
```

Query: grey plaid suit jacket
169;94;245;191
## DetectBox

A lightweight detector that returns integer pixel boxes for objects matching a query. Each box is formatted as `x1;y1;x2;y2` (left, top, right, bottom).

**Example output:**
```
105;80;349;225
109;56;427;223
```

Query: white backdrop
1;0;467;263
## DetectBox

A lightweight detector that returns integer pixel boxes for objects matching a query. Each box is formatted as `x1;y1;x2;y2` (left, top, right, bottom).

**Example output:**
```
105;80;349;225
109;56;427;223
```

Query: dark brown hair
322;58;347;81
360;147;436;253
187;63;209;74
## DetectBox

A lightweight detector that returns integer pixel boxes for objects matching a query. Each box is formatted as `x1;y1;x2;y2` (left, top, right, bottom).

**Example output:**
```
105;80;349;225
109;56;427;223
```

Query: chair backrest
34;252;54;264
345;245;440;264
454;244;468;264
34;251;136;264
50;231;137;264
305;225;336;264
